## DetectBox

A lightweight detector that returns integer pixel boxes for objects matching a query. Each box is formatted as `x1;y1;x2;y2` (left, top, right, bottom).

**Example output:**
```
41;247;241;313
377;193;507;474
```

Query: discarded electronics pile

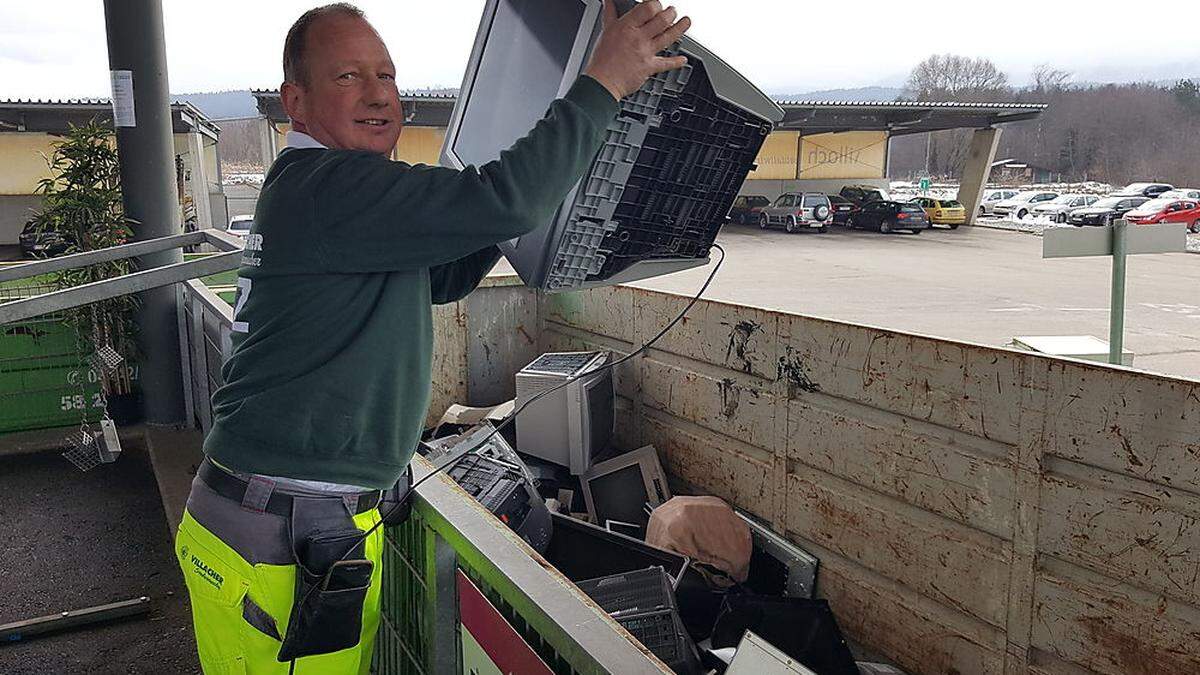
422;351;906;675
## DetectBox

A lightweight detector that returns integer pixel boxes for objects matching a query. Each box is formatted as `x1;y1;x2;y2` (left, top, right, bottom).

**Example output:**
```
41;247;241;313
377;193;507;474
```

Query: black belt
198;460;382;517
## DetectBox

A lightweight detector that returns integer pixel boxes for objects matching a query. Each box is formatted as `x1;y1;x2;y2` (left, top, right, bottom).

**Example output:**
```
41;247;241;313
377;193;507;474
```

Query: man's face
281;14;403;155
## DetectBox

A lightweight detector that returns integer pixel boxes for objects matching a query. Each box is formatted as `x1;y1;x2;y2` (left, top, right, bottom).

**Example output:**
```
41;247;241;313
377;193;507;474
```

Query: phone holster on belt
277;499;374;662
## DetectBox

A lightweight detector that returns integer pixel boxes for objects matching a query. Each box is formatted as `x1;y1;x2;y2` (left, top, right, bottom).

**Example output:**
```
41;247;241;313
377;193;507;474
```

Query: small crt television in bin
440;0;784;291
515;351;613;474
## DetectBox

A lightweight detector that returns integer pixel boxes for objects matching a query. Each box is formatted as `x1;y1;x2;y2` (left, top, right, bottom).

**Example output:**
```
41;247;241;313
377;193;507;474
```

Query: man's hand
584;0;692;101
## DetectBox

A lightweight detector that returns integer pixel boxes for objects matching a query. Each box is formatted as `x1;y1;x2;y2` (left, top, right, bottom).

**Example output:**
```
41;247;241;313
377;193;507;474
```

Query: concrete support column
258;117;277;169
103;0;185;425
958;127;1002;225
186;131;213;231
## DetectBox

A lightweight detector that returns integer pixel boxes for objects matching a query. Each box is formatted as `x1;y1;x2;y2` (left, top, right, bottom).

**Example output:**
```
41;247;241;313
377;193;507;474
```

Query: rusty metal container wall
428;276;541;428
475;282;1200;675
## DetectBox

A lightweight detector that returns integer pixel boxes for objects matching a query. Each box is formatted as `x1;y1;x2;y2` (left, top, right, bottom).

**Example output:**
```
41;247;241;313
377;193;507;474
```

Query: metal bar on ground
0;597;151;642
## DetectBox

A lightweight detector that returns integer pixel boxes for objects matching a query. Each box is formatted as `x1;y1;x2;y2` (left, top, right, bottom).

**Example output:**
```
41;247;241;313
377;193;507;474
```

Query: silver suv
759;193;832;233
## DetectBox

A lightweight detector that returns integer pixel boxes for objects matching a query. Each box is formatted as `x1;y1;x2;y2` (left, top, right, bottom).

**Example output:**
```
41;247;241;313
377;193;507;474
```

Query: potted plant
27;121;142;424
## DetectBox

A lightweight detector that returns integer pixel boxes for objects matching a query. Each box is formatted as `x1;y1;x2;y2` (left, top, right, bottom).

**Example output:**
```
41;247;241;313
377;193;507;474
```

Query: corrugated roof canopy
251;89;455;128
774;100;1047;136
251;89;1045;135
0;99;220;140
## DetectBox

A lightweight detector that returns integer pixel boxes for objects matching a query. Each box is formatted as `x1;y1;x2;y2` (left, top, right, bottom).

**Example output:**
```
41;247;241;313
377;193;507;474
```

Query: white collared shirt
284;129;328;150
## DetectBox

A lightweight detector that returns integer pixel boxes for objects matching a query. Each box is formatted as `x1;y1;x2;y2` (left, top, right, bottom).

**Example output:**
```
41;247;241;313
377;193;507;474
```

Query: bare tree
903;55;1012;176
1031;64;1072;93
905;54;1011;101
890;81;1200;187
216;119;266;172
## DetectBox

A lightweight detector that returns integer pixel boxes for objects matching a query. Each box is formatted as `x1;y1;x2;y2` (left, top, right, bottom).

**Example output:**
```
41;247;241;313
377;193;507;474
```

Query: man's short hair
283;3;366;86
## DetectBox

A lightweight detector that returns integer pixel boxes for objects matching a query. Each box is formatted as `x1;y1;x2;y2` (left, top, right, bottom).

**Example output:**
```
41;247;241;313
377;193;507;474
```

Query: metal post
103;0;185;424
430;534;459;673
1109;219;1128;365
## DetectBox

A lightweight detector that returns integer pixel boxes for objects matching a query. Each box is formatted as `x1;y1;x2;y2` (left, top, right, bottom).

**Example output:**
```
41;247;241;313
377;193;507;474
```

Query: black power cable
286;243;725;671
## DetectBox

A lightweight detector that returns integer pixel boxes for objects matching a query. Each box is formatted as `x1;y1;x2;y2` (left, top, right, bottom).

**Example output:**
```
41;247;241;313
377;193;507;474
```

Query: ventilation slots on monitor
514;351;613;475
441;0;785;291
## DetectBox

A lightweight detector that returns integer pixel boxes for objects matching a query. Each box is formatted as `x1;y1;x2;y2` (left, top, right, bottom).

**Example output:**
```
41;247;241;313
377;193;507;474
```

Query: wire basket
61;420;121;472
62;428;104;471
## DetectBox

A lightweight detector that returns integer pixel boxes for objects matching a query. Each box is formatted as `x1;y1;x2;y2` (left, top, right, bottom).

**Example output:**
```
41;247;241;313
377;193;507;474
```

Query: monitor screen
588;464;650;535
451;0;586;167
584;371;614;465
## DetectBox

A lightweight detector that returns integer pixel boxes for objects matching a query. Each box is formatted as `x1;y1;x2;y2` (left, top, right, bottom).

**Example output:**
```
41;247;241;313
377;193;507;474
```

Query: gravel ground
976;215;1200;252
0;438;198;674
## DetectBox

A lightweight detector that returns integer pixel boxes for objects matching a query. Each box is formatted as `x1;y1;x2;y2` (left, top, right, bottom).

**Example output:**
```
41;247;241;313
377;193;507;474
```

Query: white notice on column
110;70;136;127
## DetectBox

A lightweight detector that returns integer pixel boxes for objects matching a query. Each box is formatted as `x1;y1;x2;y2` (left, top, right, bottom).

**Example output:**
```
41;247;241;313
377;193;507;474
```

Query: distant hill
1063;77;1198;90
770;86;905;102
173;90;257;120
173;86;470;121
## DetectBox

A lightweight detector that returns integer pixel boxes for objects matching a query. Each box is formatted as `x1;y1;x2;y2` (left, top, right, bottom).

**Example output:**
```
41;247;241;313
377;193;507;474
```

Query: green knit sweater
203;76;617;489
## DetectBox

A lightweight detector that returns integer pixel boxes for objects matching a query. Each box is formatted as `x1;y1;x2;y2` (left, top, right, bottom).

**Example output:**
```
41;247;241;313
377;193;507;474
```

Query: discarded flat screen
588;464;650;533
451;0;587;167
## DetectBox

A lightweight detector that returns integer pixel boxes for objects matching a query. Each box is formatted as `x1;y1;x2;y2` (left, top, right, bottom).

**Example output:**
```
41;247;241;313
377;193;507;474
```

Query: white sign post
1043;220;1186;364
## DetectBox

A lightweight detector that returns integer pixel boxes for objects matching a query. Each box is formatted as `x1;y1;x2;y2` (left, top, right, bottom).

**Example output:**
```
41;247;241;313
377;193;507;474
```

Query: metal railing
0;229;244;325
173;282;664;674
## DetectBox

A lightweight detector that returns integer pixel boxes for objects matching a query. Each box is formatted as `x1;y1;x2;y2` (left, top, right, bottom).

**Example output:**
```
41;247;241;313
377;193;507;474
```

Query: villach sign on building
748;130;888;181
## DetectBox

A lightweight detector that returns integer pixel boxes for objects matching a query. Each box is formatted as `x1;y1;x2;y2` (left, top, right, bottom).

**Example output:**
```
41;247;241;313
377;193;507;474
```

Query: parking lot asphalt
629;223;1200;381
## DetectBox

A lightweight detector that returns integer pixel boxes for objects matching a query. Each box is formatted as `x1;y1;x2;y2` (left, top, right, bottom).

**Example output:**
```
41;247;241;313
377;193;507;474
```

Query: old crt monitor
514;351;612;475
441;0;784;291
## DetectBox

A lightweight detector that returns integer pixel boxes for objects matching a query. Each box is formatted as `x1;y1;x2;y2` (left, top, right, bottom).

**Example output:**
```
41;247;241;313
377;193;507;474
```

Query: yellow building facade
746;129;888;182
0;101;222;245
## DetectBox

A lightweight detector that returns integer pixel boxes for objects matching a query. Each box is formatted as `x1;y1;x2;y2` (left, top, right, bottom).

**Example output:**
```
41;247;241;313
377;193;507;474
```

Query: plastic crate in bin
577;566;699;674
441;0;784;292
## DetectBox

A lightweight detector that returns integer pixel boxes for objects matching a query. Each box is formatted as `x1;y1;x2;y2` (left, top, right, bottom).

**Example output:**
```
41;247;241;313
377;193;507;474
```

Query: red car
1125;199;1200;232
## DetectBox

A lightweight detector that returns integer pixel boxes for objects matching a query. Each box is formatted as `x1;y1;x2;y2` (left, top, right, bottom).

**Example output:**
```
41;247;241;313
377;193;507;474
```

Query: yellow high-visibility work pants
175;478;383;674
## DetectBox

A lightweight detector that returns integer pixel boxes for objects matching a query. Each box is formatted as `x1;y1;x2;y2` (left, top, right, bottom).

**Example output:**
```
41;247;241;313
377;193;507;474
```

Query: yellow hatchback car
911;197;967;228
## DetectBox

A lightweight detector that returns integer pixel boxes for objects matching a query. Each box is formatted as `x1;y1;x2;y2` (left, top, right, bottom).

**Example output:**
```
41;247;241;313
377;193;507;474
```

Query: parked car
759;193;832;233
1125;199;1200;231
910;197;966;228
1113;182;1174;199
827;194;857;226
847;200;930;234
977;189;1020;216
1029;194;1100;223
1067;196;1150;226
838;184;889;207
226;215;254;239
728;195;770;225
1158;188;1200;200
992;190;1060;219
18;220;68;258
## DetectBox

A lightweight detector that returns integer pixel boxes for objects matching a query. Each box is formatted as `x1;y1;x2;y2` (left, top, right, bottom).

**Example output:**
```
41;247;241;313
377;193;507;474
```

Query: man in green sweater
174;1;691;672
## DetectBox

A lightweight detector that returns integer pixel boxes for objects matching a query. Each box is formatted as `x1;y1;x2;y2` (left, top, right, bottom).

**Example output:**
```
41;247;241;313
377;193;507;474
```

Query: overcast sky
3;0;1198;101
